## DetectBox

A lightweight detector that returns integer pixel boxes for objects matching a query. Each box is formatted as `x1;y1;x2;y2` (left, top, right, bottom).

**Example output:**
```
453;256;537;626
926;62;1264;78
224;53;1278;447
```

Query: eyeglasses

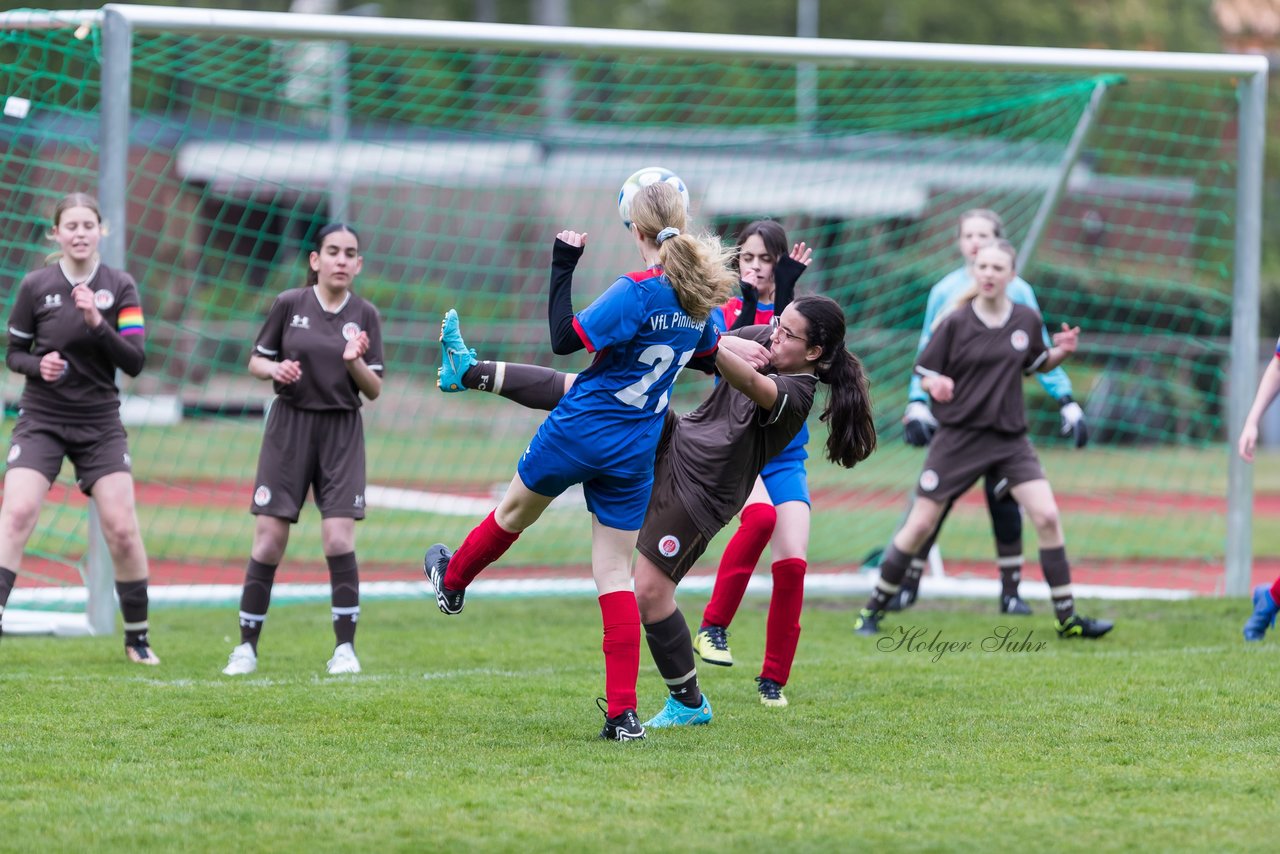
771;315;807;344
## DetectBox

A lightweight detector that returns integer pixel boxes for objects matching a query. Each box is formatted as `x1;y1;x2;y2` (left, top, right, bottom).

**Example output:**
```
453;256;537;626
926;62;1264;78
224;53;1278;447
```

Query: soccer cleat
326;642;361;674
884;586;918;613
438;309;477;393
1000;595;1034;616
1055;613;1114;639
597;698;645;741
692;625;733;667
643;694;713;729
125;641;161;666
755;676;788;708
1243;584;1279;642
853;608;882;636
424;544;465;615
222;642;257;675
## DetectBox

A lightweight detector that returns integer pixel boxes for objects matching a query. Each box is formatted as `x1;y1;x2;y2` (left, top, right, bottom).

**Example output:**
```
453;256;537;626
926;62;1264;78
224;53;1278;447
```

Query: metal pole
796;0;818;134
89;7;133;636
1225;68;1267;596
531;0;570;131
329;41;350;221
1019;80;1109;271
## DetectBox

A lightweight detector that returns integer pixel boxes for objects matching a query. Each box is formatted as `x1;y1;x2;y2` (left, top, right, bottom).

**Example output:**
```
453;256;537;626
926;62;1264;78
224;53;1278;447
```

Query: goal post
0;6;1266;633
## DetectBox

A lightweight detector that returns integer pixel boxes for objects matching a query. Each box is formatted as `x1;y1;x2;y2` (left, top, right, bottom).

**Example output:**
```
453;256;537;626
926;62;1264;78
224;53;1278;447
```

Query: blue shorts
517;430;655;531
761;451;810;507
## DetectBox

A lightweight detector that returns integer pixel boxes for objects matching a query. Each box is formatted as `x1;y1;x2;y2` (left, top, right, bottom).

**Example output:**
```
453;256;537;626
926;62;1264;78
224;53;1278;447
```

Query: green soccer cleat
692;625;733;667
438;308;477;393
1055;613;1114;639
853;608;882;636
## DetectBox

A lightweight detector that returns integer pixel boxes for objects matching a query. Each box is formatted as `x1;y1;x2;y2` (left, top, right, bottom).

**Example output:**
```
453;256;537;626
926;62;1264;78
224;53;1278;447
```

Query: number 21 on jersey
615;344;694;414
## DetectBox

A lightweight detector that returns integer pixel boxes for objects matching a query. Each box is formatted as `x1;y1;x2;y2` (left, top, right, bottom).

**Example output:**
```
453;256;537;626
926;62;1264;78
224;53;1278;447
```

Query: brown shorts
6;413;132;495
251;402;367;522
915;427;1045;505
635;412;712;584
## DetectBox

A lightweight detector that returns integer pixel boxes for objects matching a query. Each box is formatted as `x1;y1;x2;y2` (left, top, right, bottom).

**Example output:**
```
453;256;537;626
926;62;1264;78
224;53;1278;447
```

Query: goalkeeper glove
903;401;938;447
1059;397;1088;448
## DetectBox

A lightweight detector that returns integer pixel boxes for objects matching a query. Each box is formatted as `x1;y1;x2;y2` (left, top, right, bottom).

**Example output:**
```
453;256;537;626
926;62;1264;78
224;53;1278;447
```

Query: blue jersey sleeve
573;276;646;354
710;305;729;335
1008;277;1072;400
695;317;720;356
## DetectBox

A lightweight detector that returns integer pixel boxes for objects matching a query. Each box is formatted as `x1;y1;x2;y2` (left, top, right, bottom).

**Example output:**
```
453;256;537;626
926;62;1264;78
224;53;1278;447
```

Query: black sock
115;579;150;647
902;556;925;597
328;552;360;647
866;544;908;613
463;361;568;411
1040;546;1074;623
0;566;16;640
644;608;701;707
997;542;1023;601
238;558;278;651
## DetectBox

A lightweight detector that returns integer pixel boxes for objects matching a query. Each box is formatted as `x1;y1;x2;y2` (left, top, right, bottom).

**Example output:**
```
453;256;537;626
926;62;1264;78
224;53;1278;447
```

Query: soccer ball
617;166;689;230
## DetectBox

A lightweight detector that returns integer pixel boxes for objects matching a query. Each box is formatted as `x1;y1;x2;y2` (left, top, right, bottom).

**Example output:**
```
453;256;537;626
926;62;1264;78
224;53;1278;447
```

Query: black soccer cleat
884;587;918;613
424;544;465;615
1055;613;1114;639
1000;595;1033;616
597;698;645;741
853;608;883;636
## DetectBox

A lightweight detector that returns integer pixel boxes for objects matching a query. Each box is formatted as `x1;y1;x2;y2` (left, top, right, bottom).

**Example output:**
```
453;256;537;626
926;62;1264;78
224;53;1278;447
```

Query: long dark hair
306;222;361;286
792;295;877;468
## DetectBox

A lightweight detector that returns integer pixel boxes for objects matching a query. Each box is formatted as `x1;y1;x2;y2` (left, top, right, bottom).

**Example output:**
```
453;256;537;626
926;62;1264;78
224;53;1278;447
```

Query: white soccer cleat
222;642;257;676
326;642;361;675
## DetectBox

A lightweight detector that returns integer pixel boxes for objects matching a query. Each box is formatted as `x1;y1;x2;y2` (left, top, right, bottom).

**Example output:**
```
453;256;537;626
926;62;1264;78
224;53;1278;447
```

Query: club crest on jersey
253;485;272;506
7;444;19;463
658;535;681;557
341;322;361;341
93;289;115;310
919;469;940;492
1010;329;1029;352
44;293;62;307
290;314;310;329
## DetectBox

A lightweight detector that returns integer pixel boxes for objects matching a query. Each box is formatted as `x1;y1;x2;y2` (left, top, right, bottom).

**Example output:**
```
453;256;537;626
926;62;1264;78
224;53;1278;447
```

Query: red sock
1270;576;1280;606
761;558;806;686
598;591;640;718
443;511;520;590
702;503;776;628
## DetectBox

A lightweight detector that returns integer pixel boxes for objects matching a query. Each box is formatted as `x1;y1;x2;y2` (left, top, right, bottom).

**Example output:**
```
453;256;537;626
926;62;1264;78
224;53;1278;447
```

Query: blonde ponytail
629;182;735;321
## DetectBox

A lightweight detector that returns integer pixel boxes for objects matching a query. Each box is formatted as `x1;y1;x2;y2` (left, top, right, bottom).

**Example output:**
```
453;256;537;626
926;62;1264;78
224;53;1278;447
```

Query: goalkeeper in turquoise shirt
892;208;1085;615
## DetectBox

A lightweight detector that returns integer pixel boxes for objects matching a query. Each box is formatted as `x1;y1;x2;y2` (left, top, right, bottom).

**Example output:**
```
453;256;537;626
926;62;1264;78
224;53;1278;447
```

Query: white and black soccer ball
617;166;689;230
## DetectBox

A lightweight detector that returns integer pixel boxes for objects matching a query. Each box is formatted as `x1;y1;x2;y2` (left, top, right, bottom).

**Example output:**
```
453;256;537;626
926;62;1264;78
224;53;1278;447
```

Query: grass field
2;594;1275;852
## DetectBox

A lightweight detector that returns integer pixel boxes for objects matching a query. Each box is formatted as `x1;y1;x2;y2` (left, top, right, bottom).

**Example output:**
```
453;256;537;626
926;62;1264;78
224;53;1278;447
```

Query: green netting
0;13;1245;605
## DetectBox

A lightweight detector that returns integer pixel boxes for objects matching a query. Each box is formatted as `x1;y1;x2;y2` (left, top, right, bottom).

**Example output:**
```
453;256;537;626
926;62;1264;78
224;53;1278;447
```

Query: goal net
0;8;1262;629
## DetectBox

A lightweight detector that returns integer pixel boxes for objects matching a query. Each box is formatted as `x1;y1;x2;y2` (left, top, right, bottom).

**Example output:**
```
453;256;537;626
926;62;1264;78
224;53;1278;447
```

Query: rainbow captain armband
117;306;145;336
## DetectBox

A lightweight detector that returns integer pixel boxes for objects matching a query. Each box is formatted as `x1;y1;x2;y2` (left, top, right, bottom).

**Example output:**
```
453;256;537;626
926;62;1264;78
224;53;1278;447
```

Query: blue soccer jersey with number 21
520;268;719;525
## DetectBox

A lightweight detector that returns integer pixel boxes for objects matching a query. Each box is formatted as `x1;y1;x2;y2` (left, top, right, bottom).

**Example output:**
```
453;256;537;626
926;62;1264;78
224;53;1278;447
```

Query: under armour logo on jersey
353;494;365;508
44;294;62;307
290;314;310;329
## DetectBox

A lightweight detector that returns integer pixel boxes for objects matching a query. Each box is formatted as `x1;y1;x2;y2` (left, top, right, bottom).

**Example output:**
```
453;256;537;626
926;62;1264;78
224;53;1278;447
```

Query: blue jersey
537;268;720;474
907;266;1072;404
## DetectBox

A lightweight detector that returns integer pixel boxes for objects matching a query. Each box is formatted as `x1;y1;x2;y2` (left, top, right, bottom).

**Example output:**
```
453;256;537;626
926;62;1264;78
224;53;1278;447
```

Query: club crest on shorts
658;534;681;557
93;289;115;310
253;485;272;506
342;322;361;341
1010;329;1029;352
919;469;940;492
7;444;19;463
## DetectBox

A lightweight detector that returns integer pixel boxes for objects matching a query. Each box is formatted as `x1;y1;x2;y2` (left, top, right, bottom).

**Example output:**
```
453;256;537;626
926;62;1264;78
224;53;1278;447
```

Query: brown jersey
916;302;1049;434
6;263;145;421
666;325;817;537
253;287;384;411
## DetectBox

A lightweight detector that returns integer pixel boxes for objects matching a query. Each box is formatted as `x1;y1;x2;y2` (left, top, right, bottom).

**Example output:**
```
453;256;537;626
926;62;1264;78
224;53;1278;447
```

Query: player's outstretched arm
1240;355;1280;462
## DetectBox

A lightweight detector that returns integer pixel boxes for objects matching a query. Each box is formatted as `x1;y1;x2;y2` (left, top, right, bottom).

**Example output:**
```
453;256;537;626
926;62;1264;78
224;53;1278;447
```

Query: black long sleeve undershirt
548;238;586;355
